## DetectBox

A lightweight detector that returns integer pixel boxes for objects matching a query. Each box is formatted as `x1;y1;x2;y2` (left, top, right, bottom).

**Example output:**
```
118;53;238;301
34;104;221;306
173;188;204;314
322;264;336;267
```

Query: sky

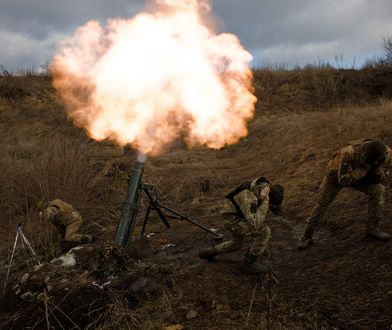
1;0;391;72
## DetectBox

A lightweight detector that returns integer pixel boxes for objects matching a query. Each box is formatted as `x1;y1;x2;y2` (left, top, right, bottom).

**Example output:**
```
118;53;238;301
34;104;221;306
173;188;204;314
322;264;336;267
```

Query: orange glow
52;0;256;156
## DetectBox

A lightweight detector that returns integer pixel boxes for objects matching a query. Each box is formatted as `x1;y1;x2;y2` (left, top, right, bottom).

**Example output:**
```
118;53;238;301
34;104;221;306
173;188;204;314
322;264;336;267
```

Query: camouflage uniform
40;199;92;243
302;139;391;241
215;177;272;257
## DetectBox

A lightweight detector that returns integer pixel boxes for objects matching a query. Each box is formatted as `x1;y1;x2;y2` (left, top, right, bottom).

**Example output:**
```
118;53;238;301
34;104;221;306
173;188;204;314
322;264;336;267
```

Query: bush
381;37;392;66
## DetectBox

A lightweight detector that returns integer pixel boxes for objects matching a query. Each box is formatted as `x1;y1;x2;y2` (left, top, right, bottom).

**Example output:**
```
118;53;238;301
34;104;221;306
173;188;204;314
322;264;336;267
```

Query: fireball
52;0;257;156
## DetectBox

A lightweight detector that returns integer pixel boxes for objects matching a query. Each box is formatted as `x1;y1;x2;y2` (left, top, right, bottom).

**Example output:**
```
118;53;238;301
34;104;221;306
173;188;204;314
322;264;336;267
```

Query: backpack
225;177;270;217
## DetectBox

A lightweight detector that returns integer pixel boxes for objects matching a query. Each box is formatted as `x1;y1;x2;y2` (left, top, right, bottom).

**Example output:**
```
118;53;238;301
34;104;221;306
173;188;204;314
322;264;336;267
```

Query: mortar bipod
140;183;223;239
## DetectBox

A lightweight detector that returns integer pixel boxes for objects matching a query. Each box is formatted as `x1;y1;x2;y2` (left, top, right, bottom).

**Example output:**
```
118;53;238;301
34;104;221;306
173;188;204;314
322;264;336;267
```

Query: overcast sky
1;0;391;72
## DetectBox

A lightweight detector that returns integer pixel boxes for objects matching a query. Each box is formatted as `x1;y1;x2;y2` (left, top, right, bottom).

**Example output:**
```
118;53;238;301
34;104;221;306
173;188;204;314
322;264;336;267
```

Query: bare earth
0;73;391;329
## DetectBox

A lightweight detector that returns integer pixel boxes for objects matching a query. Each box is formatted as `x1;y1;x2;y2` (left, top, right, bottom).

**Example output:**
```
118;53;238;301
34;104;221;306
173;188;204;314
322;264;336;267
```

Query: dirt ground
1;138;391;329
0;75;392;329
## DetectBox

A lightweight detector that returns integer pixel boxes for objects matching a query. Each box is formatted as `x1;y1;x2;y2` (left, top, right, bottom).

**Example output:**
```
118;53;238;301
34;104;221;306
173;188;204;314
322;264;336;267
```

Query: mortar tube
114;152;147;246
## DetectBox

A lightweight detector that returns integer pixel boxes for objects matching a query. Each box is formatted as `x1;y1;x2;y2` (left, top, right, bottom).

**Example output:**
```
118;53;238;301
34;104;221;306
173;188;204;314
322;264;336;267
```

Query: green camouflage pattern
42;199;91;243
216;176;271;256
304;139;390;237
326;139;391;186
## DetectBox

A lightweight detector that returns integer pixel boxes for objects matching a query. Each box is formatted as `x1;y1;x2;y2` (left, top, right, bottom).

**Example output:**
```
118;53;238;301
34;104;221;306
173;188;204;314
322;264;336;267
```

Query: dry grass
139;99;392;240
4;67;390;256
0;136;107;258
0;77;118;259
254;66;392;112
1;67;392;329
92;287;180;330
250;99;392;204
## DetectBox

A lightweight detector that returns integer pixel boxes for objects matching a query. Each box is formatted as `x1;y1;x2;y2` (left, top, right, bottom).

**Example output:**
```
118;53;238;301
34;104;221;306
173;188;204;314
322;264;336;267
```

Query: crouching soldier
37;199;93;243
198;177;284;274
298;139;391;250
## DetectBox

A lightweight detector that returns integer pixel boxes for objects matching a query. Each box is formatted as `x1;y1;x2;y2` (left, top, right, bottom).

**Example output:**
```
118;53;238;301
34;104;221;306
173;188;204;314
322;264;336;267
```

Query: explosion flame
52;0;257;156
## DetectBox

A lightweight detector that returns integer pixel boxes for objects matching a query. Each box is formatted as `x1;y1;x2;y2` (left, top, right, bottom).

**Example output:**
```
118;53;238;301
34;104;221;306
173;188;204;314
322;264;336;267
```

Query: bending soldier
298;139;391;250
37;199;93;243
199;176;284;274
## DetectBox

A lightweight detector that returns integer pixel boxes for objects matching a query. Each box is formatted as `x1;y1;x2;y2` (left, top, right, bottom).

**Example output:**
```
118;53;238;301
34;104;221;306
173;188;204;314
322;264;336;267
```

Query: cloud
0;0;391;71
0;31;68;72
0;0;144;39
211;0;392;67
0;0;145;71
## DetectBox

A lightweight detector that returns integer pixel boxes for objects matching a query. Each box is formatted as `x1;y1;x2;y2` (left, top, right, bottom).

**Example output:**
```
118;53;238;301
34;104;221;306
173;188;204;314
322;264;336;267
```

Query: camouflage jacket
42;199;82;227
326;139;392;186
223;176;270;233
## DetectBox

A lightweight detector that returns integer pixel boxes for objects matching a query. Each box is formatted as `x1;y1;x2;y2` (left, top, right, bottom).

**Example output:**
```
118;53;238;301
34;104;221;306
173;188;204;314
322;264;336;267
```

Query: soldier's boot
243;251;269;274
365;216;391;241
297;226;314;251
365;228;391;241
198;247;219;261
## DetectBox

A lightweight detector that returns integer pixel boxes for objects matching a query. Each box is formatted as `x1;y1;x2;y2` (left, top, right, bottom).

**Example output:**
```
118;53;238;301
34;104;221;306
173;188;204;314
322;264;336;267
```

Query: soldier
298;139;391;250
37;199;93;243
198;176;284;274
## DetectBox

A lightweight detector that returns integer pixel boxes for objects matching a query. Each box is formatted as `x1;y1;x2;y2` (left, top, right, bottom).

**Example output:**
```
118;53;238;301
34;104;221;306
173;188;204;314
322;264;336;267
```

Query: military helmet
269;184;284;206
363;139;387;165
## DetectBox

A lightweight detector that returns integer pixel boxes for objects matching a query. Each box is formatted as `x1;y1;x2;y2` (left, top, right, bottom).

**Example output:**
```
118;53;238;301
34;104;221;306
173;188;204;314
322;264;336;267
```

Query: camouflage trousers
304;176;385;237
215;217;271;257
57;216;89;243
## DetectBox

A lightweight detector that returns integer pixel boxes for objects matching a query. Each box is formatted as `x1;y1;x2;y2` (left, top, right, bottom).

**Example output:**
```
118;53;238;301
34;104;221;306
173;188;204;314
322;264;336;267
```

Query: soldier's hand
260;187;270;203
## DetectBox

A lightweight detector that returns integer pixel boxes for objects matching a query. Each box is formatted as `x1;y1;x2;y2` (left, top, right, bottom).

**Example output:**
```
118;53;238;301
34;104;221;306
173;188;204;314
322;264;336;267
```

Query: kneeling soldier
199;177;284;274
37;199;93;243
298;138;391;250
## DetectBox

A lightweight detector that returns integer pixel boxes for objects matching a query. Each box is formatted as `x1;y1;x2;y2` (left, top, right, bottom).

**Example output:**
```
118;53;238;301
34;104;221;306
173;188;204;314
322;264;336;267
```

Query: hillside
0;68;391;329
